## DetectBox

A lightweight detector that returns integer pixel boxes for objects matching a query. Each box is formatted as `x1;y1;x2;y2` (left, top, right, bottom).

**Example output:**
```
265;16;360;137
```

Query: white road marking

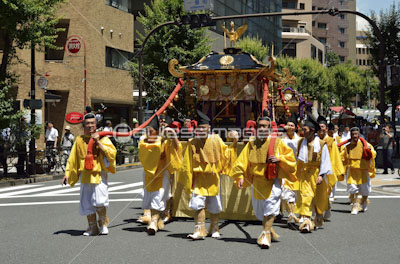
335;195;400;199
0;185;68;197
0;184;43;193
107;182;143;191
0;188;144;198
0;198;142;207
42;182;122;195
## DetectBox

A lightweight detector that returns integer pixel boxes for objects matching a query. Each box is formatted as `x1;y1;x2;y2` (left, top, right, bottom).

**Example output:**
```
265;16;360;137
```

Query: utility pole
368;78;371;109
29;45;36;176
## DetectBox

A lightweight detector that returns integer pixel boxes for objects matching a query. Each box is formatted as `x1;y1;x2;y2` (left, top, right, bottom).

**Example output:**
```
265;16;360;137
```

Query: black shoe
391;170;395;174
383;171;388;174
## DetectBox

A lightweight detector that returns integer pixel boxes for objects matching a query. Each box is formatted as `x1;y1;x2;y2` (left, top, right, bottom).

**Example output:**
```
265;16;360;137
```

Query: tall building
1;0;135;147
355;30;372;69
281;0;326;63
312;0;357;63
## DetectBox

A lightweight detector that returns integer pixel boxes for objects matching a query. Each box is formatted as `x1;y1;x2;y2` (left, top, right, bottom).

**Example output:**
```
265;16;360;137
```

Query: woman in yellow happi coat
340;127;376;215
139;115;182;235
230;117;297;249
178;110;238;240
62;113;116;236
295;116;332;233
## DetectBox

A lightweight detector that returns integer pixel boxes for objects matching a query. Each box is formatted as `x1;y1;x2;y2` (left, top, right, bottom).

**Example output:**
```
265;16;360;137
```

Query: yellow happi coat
282;133;301;191
340;140;376;185
139;137;182;192
295;138;330;216
178;134;236;196
230;137;297;200
66;135;117;187
323;136;345;190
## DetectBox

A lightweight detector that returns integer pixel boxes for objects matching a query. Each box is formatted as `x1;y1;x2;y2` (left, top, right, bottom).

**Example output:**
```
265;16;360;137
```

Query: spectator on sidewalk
0;128;10;177
380;124;395;174
103;120;113;132
45;122;58;168
62;126;74;156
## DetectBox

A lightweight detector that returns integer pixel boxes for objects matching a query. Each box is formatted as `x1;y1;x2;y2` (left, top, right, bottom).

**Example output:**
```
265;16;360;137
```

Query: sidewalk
0;162;142;188
371;158;400;194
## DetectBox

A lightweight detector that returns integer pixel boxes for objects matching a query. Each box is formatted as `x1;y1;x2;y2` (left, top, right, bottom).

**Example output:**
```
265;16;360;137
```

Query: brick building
1;0;135;148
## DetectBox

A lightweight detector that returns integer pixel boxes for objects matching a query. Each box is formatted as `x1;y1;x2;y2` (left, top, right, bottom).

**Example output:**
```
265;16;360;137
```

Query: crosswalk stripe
0;184;43;193
108;182;143;191
0;185;67;197
0;198;143;207
43;182;122;195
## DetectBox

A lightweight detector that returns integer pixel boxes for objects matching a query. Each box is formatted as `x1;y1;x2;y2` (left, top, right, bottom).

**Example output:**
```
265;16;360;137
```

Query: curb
0;163;143;188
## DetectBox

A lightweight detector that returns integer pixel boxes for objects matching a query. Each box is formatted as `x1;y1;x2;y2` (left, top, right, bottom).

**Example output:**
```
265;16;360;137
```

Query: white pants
80;171;109;216
252;178;282;221
330;184;337;199
346;169;371;196
281;187;297;203
142;170;171;211
189;192;223;214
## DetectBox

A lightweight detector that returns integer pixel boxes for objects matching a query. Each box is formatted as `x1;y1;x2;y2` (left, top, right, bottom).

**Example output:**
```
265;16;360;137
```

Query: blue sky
357;0;397;29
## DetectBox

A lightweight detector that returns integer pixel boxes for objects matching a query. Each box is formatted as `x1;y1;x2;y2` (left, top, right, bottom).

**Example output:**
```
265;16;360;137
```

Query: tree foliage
326;51;340;68
237;35;269;62
130;0;211;116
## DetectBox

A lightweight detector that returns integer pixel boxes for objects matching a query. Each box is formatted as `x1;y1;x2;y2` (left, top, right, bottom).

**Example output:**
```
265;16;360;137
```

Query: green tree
326;51;340;68
237;35;269;62
131;0;211;116
365;2;400;124
276;56;332;105
0;0;65;83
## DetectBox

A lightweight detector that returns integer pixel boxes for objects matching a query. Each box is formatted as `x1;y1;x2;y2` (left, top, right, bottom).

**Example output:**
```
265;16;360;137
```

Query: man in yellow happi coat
281;114;301;225
178;110;238;240
62;113;117;236
230;116;297;249
317;117;345;222
340;127;376;215
295;115;332;233
139;115;181;235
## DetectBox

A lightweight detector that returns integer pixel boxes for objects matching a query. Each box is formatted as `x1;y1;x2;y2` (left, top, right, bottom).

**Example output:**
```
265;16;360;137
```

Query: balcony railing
282;27;311;34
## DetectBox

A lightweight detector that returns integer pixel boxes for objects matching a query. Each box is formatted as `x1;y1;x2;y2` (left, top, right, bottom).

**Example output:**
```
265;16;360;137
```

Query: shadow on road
53;230;83;236
122;226;147;232
332;209;351;214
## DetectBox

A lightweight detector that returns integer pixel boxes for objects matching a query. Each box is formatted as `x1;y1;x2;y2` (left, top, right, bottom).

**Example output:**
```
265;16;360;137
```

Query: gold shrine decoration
168;59;184;78
222;21;248;48
280;68;297;86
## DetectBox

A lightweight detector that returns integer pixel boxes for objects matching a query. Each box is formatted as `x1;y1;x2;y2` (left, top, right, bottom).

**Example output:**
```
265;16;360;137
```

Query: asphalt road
0;168;400;264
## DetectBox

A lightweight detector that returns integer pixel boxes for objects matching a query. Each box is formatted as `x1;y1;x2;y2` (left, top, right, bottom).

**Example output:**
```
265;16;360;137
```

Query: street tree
237;35;269;62
130;0;211;118
326;51;340;68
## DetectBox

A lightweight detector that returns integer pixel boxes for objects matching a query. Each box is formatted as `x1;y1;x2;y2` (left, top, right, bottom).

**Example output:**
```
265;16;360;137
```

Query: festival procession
1;0;400;263
60;32;377;248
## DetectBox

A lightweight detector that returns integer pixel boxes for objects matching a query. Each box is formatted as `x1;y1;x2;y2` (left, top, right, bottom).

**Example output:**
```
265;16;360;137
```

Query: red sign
65;112;84;124
66;38;81;54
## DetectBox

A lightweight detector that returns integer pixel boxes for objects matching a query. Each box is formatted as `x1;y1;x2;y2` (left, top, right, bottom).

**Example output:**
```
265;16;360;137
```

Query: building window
318;49;323;63
339;0;344;5
45;19;70;61
312;21;316;27
106;0;132;13
282;1;297;9
356;59;359;65
339;14;345;20
339;27;345;34
299;3;305;10
367;48;370;54
363;59;366;65
282;42;297;57
311;44;316;59
105;46;133;70
338;41;345;48
362;48;366;54
318;23;327;29
367;60;372;66
339;56;345;62
319;37;327;44
312;6;316;10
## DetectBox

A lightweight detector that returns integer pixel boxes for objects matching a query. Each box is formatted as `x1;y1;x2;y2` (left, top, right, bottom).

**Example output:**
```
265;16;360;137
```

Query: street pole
368;78;371;109
29;44;36;176
138;54;143;124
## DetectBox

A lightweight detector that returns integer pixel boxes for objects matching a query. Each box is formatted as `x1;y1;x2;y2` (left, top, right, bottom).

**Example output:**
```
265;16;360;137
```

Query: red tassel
85;154;94;170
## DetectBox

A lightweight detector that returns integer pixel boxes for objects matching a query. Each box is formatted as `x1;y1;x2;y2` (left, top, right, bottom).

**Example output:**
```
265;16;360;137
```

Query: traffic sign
37;77;48;89
184;0;214;12
376;103;388;113
66;38;81;54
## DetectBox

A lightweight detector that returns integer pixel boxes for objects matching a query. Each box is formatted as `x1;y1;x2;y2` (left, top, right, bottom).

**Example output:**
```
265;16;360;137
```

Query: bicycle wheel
60;154;69;172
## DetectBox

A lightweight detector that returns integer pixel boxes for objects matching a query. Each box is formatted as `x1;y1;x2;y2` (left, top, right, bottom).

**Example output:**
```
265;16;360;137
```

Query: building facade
281;0;326;63
2;0;135;148
312;0;356;63
355;30;372;69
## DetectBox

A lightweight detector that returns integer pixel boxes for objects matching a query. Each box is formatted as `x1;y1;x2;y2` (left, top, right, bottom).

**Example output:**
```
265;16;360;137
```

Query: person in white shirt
341;125;351;142
45;122;58;168
103;120;113;132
